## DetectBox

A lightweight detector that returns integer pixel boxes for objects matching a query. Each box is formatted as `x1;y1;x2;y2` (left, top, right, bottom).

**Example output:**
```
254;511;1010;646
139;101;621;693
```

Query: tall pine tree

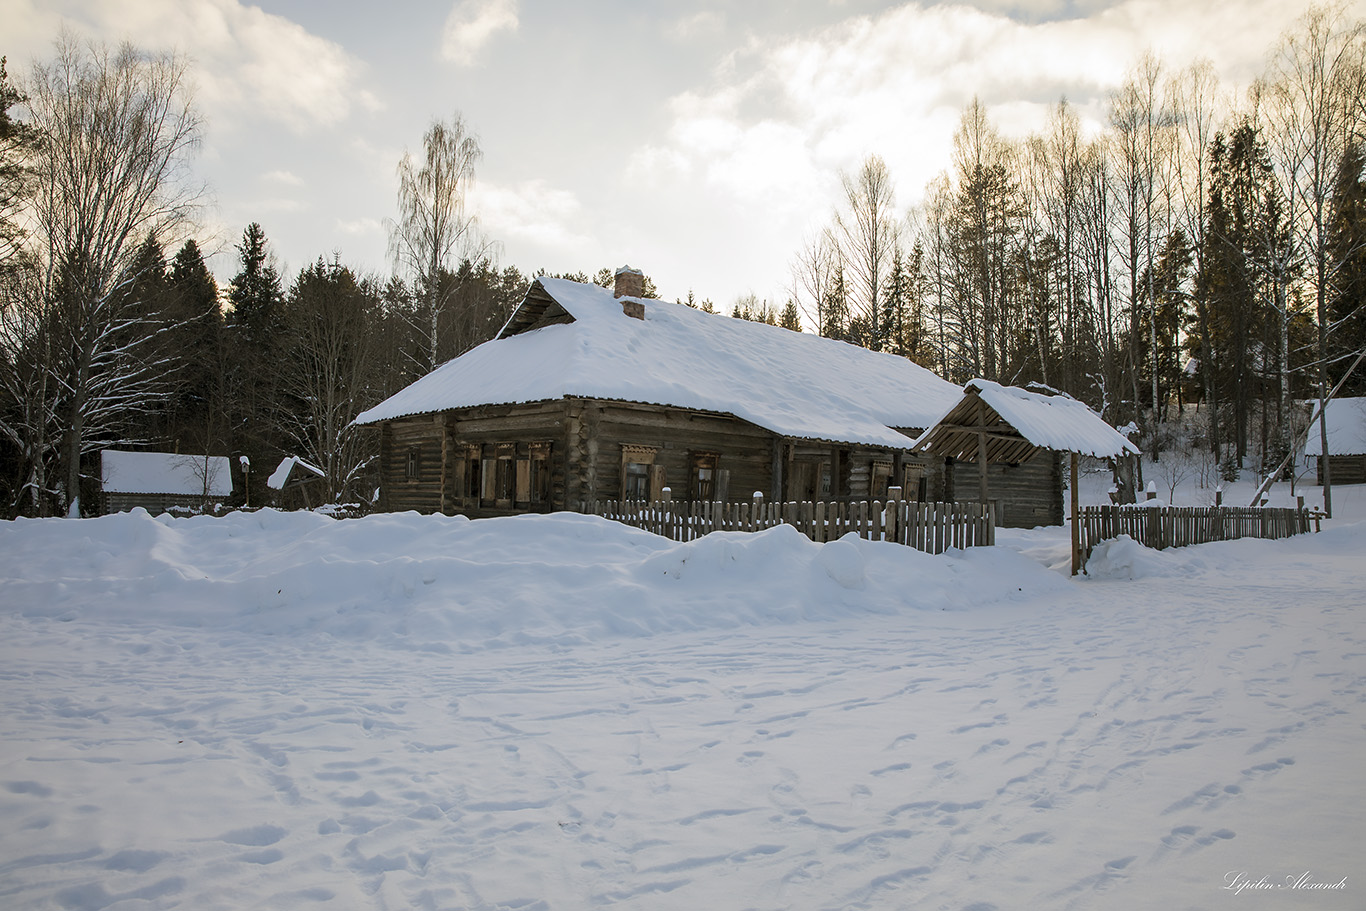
225;223;285;505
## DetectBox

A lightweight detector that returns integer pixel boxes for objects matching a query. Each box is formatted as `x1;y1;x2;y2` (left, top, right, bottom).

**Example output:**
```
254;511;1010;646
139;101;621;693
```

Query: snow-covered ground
2;476;1363;910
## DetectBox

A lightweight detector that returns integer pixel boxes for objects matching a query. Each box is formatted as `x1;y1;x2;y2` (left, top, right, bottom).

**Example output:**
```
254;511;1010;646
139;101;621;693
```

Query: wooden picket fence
1077;504;1313;556
585;495;994;554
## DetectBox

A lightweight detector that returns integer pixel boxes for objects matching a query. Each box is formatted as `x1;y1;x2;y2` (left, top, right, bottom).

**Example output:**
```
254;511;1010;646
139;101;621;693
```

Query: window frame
690;451;719;503
621;444;658;502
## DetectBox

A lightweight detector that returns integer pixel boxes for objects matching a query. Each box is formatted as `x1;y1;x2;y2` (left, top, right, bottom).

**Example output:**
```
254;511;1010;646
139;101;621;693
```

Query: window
515;442;553;507
691;452;719;502
479;443;516;505
818;461;832;498
621;445;658;502
405;448;419;482
481;454;497;502
515;457;531;504
462;444;480;500
530;442;552;505
495;444;515;504
624;461;650;499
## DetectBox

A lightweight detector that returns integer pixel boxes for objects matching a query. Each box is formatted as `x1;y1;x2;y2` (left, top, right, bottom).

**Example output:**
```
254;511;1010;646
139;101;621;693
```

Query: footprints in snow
1160;756;1294;815
1155;823;1236;858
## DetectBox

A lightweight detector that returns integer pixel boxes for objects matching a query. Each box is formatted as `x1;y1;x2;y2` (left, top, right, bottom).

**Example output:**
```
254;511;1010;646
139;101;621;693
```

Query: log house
357;271;1070;526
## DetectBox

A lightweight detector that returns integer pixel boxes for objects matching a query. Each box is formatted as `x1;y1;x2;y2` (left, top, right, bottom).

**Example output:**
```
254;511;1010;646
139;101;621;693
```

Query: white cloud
262;169;304;187
615;0;1346;305
666;10;725;42
469;179;591;252
0;0;62;57
336;216;384;238
441;0;519;66
4;0;376;132
632;0;1333;218
252;197;306;214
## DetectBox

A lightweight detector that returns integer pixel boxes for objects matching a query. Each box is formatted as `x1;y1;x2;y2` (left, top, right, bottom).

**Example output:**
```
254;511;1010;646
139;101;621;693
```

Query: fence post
886;487;901;543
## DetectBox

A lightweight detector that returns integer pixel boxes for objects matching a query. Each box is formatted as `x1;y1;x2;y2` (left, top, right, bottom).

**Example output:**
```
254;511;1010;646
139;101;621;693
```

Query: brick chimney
613;265;644;300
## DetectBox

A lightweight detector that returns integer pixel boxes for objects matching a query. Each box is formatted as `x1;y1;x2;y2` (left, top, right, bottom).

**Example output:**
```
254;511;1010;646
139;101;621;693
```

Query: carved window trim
690;451;719;502
621;445;658;502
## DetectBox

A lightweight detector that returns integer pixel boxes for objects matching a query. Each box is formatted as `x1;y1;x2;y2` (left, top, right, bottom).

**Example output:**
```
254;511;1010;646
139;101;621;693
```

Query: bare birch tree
1110;54;1173;439
12;35;201;516
789;229;838;335
1170;59;1226;459
833;155;900;347
1263;3;1366;516
388;113;483;371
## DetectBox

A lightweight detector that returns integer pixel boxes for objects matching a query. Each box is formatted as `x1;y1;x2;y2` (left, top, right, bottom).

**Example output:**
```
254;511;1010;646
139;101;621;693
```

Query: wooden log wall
944;450;1063;528
445;401;568;516
1317;454;1366;486
583;400;777;504
588;496;994;554
379;416;446;513
377;400;1054;528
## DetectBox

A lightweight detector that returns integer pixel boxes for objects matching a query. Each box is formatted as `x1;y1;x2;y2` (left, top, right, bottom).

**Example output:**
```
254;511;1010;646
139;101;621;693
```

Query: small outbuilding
100;450;233;516
913;380;1142;572
267;456;328;509
1304;396;1366;485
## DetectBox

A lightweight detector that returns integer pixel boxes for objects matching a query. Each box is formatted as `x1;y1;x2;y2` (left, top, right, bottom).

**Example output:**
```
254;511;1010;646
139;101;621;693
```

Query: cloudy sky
3;0;1357;308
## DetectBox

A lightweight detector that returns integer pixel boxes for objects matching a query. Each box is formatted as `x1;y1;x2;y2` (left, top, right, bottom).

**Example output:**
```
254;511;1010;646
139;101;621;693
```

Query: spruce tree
822;266;849;341
228;223;283;346
167;239;222;452
109;235;171;444
1329;144;1366;395
0;56;34;271
880;250;907;355
225;223;285;505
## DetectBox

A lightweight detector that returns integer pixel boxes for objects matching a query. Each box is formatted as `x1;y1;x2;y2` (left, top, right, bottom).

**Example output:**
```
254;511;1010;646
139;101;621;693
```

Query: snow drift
1;508;1069;651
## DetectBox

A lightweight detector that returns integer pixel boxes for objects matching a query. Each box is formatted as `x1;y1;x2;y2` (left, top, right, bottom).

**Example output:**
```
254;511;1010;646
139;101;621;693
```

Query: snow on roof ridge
961;378;1140;458
355;277;961;448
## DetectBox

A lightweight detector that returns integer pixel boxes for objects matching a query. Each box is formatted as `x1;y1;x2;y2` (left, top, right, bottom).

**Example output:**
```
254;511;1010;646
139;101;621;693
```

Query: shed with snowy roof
267;456;328;509
914;380;1141;570
99;450;233;516
914;379;1139;520
1304;396;1366;485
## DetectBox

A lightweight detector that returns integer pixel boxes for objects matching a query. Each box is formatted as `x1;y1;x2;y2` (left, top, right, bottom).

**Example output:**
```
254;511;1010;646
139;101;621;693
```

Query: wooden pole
1071;451;1081;575
976;394;990;511
439;419;449;516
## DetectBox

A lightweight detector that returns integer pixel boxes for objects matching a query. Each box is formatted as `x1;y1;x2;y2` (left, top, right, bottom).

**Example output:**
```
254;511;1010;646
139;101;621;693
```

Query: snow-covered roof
102;450;233;497
267;456;325;490
1304;396;1366;456
355;277;963;449
914;380;1142;460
